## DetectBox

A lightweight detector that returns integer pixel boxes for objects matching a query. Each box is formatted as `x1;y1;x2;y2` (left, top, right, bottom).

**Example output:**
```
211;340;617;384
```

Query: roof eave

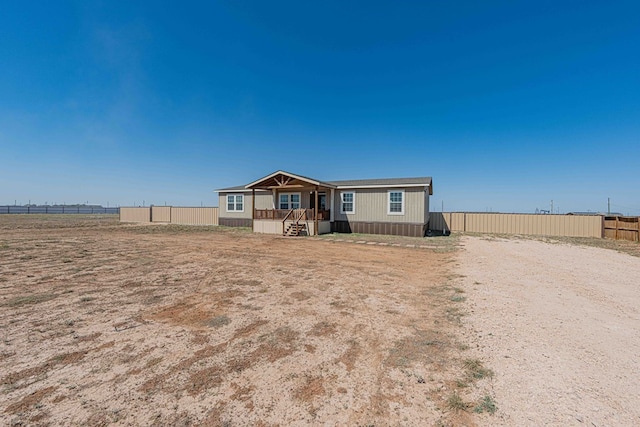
244;170;336;189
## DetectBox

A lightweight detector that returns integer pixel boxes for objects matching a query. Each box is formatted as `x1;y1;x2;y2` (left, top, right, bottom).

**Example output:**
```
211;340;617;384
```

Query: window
279;193;301;210
226;194;244;212
291;194;300;209
341;192;355;214
388;190;404;215
279;194;288;209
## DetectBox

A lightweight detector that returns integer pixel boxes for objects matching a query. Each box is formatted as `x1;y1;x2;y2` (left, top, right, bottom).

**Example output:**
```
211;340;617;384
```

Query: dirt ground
4;216;639;426
0;215;478;426
458;235;640;426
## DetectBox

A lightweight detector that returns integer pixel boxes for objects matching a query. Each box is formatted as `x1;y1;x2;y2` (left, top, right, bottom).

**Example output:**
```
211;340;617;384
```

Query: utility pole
551;200;554;214
441;200;444;213
608;197;610;215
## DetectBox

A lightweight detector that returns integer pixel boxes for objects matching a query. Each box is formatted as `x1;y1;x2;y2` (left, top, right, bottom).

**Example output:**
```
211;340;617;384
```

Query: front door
310;192;326;210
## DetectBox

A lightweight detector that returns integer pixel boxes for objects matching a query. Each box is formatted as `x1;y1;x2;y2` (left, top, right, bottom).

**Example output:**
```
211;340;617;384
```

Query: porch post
252;188;255;229
314;185;319;235
330;189;335;222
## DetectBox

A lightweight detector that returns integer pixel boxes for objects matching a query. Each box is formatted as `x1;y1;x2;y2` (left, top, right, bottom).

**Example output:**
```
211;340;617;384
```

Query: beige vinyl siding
301;191;311;209
333;188;425;223
428;212;603;238
254;193;273;209
219;193;249;219
218;192;272;219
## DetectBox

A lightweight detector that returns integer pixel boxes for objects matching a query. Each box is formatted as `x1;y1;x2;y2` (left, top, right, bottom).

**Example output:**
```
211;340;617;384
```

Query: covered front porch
246;171;336;236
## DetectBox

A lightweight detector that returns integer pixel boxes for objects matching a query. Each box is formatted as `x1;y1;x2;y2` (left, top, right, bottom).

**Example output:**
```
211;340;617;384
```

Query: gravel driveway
458;236;640;426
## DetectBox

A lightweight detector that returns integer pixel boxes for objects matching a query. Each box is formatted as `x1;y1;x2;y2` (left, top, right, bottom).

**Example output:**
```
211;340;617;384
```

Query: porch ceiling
245;170;336;190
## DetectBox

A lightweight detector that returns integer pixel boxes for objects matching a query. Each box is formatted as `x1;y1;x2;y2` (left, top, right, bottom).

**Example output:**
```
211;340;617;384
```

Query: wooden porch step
284;223;307;237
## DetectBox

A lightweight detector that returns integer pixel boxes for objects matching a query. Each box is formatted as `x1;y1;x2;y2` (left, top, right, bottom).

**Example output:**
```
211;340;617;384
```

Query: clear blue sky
1;1;639;214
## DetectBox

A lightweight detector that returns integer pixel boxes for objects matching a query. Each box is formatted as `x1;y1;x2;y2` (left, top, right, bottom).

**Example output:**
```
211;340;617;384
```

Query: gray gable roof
327;177;432;187
217;185;245;191
215;185;270;192
217;172;432;193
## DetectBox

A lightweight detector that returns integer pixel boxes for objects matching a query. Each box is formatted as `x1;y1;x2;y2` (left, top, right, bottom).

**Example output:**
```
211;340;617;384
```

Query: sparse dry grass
0;215;479;426
318;231;461;252
4;293;57;307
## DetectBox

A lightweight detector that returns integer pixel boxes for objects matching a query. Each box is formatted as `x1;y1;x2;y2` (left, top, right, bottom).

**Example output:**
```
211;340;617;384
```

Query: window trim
226;194;244;213
279;192;301;210
387;189;405;215
340;191;355;214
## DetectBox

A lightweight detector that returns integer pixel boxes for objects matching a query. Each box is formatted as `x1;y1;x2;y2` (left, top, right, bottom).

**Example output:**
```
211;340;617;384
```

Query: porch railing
254;209;330;220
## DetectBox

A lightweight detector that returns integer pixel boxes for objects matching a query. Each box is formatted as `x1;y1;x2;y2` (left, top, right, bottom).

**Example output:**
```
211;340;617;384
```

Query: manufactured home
216;170;433;237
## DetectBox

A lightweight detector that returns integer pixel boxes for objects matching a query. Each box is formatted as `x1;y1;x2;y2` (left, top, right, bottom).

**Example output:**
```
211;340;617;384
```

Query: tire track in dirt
458;236;640;426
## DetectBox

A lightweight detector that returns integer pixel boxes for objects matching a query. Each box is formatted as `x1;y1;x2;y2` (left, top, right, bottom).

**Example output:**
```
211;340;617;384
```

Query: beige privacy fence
120;207;219;226
429;212;603;238
119;207;151;223
122;207;608;239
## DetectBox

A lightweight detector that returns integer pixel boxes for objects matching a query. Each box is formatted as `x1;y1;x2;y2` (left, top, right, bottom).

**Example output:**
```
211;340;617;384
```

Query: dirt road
458;236;640;426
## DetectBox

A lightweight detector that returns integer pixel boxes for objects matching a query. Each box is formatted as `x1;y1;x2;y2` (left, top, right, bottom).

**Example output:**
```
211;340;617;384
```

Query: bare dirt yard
1;215;481;426
458;235;640;426
4;216;639;426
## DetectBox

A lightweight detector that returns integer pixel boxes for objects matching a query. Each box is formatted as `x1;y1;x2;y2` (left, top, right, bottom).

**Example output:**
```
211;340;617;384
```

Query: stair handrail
303;209;311;235
294;208;308;236
282;209;294;235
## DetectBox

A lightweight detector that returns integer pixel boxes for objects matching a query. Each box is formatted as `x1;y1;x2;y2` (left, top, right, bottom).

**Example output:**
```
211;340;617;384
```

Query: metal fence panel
120;207;151;222
429;212;603;238
151;206;171;223
170;207;219;225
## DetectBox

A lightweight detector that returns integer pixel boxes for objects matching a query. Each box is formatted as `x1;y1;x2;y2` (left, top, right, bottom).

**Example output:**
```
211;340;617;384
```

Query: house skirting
219;218;252;228
332;220;426;237
220;218;426;237
253;219;331;235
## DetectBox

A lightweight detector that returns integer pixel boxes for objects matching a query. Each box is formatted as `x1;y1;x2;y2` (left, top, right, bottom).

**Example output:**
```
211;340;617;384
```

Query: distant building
566;212;623;216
